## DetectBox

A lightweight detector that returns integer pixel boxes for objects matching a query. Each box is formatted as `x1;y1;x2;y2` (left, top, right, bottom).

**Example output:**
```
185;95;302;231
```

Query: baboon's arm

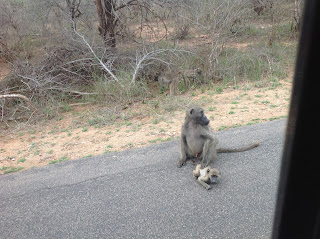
201;138;218;168
193;164;201;177
178;135;188;167
180;135;188;160
199;127;215;140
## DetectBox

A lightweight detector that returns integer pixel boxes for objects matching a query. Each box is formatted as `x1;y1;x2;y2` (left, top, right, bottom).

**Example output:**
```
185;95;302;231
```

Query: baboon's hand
206;185;212;190
201;161;209;169
177;159;186;168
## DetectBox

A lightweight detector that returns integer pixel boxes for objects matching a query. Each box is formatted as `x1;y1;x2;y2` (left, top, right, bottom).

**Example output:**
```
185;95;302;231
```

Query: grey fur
193;164;220;190
177;107;260;168
181;68;203;87
154;71;179;96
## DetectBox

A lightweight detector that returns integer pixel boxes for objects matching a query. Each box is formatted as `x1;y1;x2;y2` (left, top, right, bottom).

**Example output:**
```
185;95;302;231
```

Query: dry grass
0;77;292;173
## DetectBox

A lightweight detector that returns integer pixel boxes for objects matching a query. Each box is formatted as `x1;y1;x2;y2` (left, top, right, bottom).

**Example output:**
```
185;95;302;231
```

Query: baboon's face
189;107;210;126
207;167;220;183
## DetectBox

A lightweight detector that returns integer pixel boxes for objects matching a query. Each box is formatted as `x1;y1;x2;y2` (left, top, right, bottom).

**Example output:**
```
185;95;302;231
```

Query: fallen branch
58;102;91;108
65;90;98;95
0;94;37;111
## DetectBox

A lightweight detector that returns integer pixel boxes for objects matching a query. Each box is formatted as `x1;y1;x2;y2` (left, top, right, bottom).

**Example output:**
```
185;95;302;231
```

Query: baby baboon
177;107;260;168
154;71;180;96
193;164;220;190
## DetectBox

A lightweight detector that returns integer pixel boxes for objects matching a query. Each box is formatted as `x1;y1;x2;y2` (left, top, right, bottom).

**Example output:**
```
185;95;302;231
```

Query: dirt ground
0;76;292;174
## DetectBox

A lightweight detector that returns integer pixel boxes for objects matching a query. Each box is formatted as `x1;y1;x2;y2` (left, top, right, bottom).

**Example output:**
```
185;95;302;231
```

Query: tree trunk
94;0;116;47
293;0;301;32
103;0;116;47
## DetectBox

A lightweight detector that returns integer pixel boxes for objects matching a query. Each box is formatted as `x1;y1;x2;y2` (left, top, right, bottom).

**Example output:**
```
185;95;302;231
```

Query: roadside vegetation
0;0;301;173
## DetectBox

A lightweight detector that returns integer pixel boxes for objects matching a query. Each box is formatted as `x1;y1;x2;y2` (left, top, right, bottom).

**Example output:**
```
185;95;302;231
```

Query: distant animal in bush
154;67;203;95
181;68;203;87
251;0;273;15
154;70;180;96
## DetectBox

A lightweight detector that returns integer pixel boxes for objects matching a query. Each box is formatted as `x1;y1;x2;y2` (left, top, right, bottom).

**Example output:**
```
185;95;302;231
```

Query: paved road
0;119;286;239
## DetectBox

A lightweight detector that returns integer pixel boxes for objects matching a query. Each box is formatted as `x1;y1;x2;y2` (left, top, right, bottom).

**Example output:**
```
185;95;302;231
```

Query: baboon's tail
217;141;260;153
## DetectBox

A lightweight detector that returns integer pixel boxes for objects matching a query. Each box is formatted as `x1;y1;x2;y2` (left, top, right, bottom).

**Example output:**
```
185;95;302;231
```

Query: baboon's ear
190;109;194;115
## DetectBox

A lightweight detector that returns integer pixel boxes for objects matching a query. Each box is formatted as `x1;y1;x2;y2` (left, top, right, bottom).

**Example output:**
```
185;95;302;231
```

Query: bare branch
114;0;138;11
60;90;98;95
0;94;37;111
71;20;120;83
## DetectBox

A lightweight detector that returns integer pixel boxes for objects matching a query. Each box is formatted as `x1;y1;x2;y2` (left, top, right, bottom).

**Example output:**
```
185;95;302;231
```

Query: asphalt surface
0;119;287;239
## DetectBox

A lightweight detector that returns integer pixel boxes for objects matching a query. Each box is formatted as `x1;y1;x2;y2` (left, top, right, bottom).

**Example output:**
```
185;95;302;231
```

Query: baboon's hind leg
198;177;212;190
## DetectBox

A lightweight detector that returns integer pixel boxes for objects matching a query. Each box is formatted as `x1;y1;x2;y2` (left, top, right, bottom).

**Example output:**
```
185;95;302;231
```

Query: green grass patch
2;167;24;174
215;87;223;94
49;156;69;165
18;158;26;163
218;126;228;131
149;138;162;143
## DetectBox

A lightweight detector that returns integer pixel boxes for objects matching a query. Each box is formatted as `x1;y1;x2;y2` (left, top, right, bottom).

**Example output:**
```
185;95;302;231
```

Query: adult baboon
177;107;260;168
154;71;180;96
193;164;220;190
